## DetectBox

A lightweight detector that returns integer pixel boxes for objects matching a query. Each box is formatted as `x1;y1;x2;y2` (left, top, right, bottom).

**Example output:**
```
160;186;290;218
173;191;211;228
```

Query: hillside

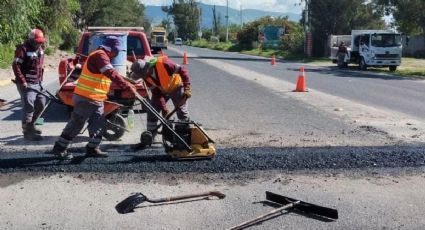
145;3;301;28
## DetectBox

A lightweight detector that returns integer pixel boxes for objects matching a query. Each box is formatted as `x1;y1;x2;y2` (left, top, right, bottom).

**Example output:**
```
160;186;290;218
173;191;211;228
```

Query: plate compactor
131;87;216;159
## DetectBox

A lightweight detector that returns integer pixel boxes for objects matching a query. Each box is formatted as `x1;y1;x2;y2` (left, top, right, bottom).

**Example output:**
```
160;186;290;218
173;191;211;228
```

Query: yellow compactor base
167;127;216;159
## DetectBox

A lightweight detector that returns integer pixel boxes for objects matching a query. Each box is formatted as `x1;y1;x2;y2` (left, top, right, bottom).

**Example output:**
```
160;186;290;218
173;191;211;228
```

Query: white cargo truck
330;30;403;71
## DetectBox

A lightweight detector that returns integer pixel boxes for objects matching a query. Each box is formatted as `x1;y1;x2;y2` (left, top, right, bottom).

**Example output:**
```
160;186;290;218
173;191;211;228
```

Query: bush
0;44;15;69
59;28;80;51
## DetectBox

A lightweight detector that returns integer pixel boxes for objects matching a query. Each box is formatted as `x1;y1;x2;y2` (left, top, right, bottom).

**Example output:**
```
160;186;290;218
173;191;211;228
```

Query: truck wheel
359;58;367;71
389;66;397;72
103;113;126;141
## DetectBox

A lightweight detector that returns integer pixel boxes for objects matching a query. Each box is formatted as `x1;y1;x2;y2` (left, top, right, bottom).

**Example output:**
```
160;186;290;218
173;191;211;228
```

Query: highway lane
175;45;425;119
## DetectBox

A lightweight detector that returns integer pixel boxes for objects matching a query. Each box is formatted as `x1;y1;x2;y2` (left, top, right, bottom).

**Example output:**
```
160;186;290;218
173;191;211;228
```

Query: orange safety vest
74;50;112;101
145;56;182;94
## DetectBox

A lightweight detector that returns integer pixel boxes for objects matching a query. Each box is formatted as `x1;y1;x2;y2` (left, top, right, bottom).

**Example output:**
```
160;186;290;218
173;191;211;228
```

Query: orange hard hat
29;28;46;43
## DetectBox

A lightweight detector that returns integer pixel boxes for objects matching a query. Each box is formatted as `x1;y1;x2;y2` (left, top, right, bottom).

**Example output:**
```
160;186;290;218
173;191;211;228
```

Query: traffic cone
271;55;276;66
295;67;308;92
160;50;166;57
182;52;188;65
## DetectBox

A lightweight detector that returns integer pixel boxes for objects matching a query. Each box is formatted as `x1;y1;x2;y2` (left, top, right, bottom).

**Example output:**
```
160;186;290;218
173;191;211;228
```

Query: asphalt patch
1;146;425;173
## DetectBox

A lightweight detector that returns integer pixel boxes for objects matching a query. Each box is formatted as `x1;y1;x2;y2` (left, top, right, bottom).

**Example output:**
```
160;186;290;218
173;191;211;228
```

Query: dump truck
149;26;168;54
330;30;403;71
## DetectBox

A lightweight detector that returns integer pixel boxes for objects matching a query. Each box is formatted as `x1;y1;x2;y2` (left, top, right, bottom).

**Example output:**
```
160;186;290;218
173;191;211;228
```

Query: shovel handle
148;191;225;203
227;201;300;230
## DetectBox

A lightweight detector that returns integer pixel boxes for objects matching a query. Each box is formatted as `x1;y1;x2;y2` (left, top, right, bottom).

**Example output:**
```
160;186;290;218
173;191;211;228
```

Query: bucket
89;33;128;76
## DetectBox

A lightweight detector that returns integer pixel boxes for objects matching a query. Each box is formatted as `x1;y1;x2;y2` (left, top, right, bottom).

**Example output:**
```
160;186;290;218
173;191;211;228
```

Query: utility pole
225;0;229;42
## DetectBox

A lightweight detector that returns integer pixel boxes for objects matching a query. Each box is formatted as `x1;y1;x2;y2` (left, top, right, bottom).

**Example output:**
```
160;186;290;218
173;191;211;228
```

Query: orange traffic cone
182;52;189;65
160;50;166;57
295;67;308;92
271;55;276;66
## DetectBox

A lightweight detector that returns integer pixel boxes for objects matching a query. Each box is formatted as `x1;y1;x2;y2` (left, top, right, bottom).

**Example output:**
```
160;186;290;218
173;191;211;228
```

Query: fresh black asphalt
1;145;424;173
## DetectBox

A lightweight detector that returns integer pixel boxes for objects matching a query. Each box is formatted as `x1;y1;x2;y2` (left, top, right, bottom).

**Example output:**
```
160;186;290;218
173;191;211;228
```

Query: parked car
174;37;183;46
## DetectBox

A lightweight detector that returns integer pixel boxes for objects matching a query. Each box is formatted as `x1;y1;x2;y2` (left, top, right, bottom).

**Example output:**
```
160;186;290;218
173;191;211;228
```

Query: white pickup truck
330;30;403;71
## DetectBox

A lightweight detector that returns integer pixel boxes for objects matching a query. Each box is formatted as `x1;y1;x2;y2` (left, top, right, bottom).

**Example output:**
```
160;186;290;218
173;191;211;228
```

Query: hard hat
29;29;46;43
100;36;126;53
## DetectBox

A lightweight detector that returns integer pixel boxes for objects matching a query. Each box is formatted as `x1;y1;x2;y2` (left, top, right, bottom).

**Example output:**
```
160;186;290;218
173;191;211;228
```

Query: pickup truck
57;27;152;140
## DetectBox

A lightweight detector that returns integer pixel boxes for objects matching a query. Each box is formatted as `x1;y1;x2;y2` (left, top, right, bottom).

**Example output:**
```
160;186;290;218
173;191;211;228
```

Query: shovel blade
266;191;338;220
115;193;146;214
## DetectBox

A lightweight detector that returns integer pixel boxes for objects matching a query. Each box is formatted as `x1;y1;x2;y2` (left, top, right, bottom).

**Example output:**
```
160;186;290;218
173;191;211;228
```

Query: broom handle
148;191;225;203
227;201;300;230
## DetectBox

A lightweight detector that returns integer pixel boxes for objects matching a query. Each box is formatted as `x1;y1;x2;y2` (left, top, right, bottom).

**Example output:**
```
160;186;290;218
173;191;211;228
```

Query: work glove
162;108;170;118
183;85;192;99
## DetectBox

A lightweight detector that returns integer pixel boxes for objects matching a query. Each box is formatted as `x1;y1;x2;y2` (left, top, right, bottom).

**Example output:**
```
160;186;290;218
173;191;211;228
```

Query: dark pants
16;83;46;129
147;86;189;132
57;94;105;148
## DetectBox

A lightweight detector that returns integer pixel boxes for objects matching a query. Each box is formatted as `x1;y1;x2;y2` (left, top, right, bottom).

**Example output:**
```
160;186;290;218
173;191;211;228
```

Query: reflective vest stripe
75;82;108;95
79;73;112;84
74;50;112;101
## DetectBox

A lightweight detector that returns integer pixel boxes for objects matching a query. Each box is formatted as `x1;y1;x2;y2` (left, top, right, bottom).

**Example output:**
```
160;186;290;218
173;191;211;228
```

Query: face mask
29;40;42;49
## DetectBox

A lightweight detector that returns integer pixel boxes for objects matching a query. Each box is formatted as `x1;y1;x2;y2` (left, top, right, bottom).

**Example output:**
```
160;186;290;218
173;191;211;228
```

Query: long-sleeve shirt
86;49;129;90
149;58;191;110
12;41;44;84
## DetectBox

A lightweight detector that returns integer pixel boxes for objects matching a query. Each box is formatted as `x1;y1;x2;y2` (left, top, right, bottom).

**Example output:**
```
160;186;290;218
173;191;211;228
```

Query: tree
76;0;148;29
162;0;200;41
237;16;293;49
0;0;43;44
302;0;385;56
373;0;425;38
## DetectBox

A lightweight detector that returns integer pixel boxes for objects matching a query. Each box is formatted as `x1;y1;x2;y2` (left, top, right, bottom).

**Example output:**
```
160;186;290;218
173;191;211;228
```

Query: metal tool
227;191;338;230
115;191;225;214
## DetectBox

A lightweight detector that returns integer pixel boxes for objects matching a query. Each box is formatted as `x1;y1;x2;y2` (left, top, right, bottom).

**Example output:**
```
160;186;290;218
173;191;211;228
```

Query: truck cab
330;30;403;72
352;30;402;71
149;26;168;54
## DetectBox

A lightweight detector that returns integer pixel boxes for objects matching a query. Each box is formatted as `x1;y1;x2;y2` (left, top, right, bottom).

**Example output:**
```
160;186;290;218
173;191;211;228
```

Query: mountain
145;3;301;28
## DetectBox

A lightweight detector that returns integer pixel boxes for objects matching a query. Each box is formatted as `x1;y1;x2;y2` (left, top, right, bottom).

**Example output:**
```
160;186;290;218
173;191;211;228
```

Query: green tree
373;0;425;36
237;16;292;49
76;0;149;29
162;0;201;41
302;0;385;56
0;0;43;44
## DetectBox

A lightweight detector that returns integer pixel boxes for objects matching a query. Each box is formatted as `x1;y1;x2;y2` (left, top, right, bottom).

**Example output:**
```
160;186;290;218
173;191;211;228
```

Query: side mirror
405;36;410;46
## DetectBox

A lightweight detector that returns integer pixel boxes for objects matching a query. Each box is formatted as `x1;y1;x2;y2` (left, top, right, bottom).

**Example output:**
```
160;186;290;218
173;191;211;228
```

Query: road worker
12;28;47;141
337;41;349;68
129;56;192;146
51;36;134;159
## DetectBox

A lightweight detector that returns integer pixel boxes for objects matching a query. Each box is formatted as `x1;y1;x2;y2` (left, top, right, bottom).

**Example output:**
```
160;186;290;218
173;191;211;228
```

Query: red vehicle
57;27;152;141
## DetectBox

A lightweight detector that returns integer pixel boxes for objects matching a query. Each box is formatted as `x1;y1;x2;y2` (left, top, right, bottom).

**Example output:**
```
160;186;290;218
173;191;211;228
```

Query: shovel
227;191;338;230
115;191;225;214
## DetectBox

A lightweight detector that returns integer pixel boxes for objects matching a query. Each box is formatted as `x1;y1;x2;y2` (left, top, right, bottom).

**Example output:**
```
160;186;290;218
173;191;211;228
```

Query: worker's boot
22;124;42;141
85;146;108;158
51;142;73;160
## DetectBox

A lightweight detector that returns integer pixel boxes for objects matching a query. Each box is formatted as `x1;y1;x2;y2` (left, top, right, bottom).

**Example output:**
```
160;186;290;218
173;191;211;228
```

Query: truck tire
359;58;367;71
389;66;397;72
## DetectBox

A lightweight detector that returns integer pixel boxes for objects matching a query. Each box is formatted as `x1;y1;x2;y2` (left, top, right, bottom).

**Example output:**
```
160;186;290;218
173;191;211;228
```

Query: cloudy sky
141;0;304;13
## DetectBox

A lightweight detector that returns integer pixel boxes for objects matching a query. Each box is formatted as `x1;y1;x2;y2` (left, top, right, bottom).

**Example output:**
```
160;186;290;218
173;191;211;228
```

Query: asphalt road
1;45;425;230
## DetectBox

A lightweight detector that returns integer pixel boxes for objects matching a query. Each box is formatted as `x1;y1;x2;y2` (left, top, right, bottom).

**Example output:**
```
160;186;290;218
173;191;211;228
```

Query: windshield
152;32;165;36
371;34;401;47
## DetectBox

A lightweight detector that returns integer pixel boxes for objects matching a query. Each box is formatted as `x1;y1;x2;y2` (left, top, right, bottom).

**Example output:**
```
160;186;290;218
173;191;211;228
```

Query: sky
140;0;304;14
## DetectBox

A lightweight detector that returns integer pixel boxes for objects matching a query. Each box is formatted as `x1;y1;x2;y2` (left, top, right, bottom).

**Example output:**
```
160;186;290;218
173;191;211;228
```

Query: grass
0;44;15;69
